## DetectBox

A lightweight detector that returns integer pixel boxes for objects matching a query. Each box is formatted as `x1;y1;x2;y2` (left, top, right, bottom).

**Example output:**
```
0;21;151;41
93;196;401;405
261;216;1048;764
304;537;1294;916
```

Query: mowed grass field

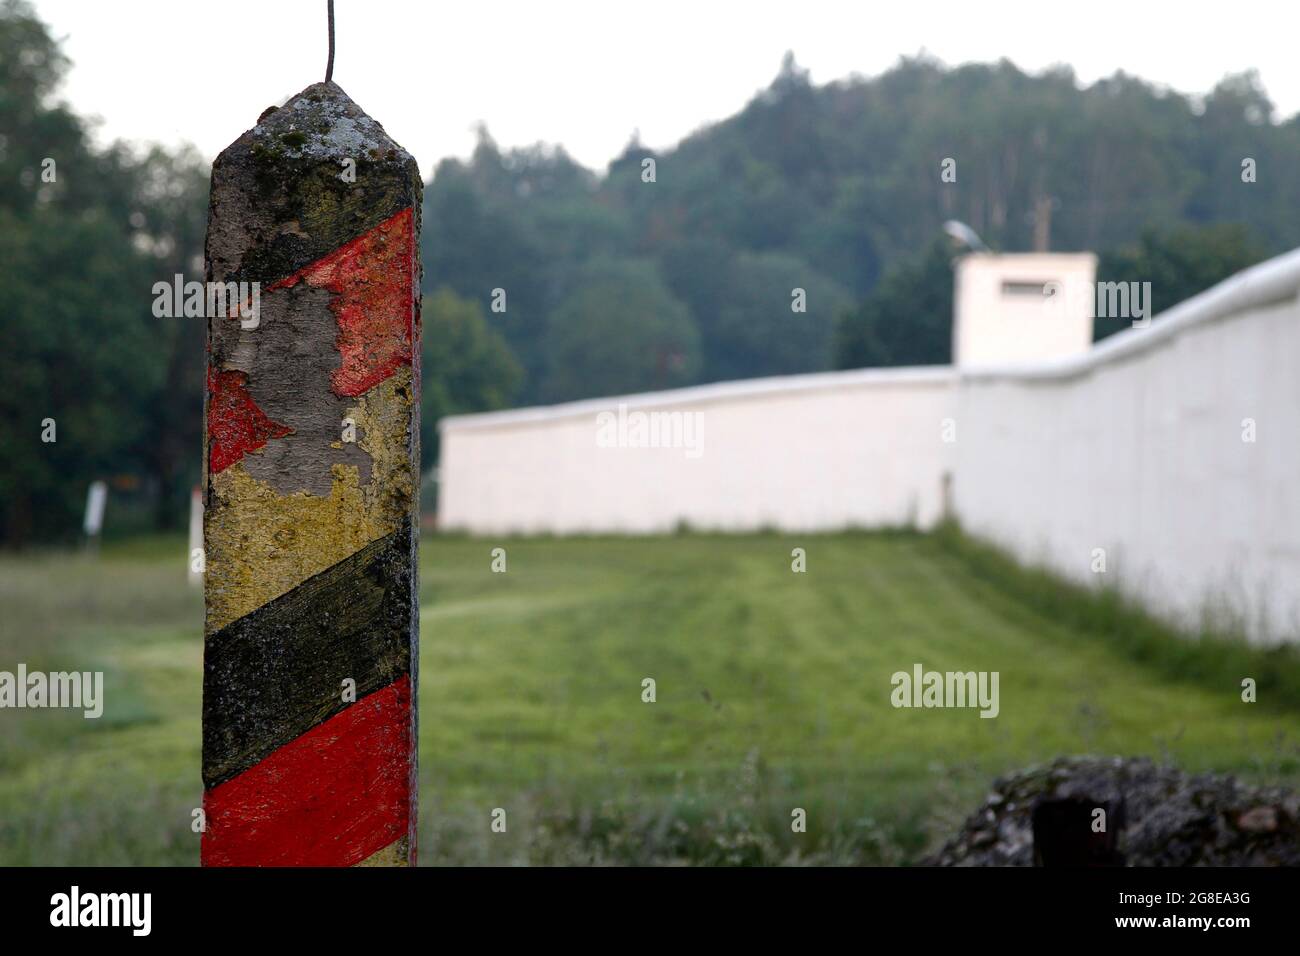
1;529;1298;865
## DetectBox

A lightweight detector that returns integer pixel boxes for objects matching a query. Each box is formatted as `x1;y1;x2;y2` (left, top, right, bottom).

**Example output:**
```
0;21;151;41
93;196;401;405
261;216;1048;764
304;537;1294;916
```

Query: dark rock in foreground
927;756;1300;866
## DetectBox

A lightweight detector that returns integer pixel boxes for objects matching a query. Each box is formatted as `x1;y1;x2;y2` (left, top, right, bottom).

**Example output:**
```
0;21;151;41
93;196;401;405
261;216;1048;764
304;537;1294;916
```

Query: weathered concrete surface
202;81;420;867
927;756;1300;866
205;84;421;625
206;82;418;285
205;365;416;631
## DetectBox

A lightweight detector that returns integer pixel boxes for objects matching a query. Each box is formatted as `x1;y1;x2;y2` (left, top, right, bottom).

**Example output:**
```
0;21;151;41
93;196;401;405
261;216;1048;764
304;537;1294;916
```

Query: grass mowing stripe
2;531;1298;864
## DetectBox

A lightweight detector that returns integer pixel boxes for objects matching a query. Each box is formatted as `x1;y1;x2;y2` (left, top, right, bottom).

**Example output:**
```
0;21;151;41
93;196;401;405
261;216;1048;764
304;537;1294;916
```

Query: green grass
1;529;1298;865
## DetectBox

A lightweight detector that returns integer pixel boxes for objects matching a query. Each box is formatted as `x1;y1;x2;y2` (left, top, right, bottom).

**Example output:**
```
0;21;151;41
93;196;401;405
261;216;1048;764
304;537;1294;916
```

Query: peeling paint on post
201;82;420;867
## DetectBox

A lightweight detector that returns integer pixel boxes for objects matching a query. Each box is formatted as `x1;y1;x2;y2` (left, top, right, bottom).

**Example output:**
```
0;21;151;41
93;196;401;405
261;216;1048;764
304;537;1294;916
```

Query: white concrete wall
439;248;1300;642
439;367;956;535
953;249;1300;643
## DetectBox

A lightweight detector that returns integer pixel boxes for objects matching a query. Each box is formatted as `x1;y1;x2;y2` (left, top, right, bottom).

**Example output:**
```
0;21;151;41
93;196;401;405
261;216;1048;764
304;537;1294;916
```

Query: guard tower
953;252;1098;366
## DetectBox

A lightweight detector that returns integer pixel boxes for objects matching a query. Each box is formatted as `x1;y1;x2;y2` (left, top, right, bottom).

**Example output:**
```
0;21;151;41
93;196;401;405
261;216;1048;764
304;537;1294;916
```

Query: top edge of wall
440;365;957;432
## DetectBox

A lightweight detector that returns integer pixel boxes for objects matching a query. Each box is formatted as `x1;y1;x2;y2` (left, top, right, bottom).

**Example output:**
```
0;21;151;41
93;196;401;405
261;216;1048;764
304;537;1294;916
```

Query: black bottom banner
0;865;1291;942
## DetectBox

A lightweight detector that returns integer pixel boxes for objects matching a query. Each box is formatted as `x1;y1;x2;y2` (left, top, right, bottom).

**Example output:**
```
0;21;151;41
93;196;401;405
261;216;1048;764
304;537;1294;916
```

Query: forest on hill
423;52;1298;400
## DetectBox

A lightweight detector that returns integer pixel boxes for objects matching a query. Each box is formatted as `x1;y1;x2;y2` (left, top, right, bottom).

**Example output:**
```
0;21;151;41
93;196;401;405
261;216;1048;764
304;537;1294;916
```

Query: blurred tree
420;287;523;465
833;239;954;369
422;155;549;395
0;209;167;544
0;0;82;215
1094;224;1268;340
118;144;212;529
540;259;700;402
421;128;625;402
661;240;850;382
708;252;850;382
0;0;208;544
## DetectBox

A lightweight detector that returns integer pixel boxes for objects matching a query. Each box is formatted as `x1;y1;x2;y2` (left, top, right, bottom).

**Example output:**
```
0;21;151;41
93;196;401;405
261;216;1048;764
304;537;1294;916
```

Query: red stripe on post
207;368;293;474
201;676;411;867
266;207;416;397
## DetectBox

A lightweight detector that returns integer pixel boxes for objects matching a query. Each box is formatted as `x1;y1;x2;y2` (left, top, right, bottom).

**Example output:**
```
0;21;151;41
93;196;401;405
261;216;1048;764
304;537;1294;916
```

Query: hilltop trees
1093;224;1269;340
424;54;1297;401
541;259;699;402
833;239;955;369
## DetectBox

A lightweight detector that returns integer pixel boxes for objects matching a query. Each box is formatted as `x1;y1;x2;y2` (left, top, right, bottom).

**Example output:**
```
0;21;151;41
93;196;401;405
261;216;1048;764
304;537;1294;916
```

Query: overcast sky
34;0;1299;178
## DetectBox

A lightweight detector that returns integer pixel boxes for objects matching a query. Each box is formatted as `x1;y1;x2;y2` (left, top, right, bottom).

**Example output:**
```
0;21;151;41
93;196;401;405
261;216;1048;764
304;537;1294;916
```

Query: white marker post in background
188;486;204;586
83;480;107;553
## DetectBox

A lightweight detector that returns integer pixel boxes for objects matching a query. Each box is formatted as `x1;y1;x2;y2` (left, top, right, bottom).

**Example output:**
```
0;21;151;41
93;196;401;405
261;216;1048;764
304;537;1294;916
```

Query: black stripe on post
202;519;414;788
